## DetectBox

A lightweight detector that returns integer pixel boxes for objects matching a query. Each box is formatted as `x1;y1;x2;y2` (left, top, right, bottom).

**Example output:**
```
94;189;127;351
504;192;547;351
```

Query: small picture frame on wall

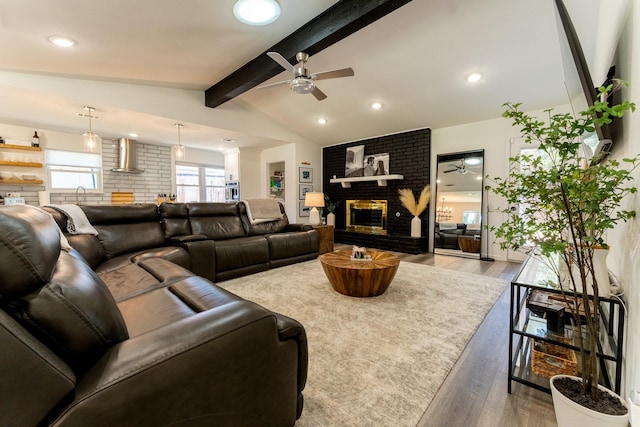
299;201;310;217
299;184;313;200
299;167;313;183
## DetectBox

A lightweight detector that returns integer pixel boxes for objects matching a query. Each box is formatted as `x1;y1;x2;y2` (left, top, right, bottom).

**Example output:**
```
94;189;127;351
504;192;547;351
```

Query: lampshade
304;192;325;208
174;123;185;160
304;191;324;226
80;106;101;153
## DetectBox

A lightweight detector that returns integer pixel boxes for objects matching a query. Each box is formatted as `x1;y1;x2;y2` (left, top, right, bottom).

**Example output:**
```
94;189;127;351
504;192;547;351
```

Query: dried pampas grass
398;186;431;217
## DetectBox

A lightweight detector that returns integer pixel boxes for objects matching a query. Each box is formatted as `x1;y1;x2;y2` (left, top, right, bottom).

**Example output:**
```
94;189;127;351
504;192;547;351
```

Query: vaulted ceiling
0;0;602;152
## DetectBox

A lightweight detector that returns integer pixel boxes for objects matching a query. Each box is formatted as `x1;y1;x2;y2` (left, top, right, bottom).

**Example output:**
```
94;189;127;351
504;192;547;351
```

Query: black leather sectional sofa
0;202;315;426
434;222;481;250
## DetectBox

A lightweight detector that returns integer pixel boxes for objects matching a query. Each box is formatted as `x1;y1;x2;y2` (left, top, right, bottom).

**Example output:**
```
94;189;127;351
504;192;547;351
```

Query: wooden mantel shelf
329;174;404;188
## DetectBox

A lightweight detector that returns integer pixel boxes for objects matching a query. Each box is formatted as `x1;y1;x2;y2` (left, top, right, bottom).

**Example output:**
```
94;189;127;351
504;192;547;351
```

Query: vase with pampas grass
398;186;431;237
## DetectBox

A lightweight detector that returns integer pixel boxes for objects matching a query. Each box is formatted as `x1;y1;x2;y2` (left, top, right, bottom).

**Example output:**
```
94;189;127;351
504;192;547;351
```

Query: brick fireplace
322;128;430;254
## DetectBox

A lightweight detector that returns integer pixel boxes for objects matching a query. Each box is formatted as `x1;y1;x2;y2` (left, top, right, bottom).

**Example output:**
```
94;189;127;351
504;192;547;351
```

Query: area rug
218;259;507;426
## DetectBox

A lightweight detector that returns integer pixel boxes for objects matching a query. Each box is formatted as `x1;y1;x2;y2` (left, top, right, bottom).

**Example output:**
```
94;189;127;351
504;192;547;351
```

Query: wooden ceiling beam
205;0;412;108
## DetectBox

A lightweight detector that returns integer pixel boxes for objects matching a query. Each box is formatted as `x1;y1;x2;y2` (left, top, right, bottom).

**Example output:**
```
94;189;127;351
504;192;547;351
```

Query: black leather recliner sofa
43;201;319;301
0;204;309;426
434;222;481;250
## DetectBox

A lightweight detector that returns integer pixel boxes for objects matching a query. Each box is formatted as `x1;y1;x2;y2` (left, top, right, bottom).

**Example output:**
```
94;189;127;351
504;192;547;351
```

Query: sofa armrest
52;301;306;427
285;223;313;232
166;238;217;281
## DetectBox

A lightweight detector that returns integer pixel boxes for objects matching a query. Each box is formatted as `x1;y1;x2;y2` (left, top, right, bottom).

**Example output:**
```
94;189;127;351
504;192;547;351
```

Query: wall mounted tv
553;0;627;163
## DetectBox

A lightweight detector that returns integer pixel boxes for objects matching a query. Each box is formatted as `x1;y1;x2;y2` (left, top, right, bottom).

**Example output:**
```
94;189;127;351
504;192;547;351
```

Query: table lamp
304;191;325;225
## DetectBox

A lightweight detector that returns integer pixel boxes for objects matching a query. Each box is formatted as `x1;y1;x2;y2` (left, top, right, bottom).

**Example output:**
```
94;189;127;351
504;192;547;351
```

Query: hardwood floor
334;244;558;426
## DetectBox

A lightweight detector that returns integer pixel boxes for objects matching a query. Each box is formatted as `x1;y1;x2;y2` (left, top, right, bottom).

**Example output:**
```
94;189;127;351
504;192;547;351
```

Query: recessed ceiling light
317;118;327;125
466;72;482;83
128;132;139;138
476;176;482;180
371;101;383;110
48;36;76;47
233;0;281;26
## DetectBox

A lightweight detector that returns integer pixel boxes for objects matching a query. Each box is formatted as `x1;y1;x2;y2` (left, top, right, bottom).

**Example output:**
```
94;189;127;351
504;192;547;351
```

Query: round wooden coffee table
319;250;400;297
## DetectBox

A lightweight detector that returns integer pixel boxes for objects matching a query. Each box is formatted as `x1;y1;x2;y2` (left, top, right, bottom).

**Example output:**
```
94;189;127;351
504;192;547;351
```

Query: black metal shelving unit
508;253;625;394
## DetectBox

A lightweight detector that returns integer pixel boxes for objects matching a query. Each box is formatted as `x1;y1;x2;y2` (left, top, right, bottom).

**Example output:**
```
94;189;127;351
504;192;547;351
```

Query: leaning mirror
433;150;484;259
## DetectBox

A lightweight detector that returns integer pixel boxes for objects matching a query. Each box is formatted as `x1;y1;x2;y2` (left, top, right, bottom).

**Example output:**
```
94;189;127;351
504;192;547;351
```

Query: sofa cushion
188;203;246;239
159;202;192;239
97;263;162;302
0;205;60;297
35;251;129;369
266;231;319;260
214;236;269;272
81;204;165;259
239;201;288;236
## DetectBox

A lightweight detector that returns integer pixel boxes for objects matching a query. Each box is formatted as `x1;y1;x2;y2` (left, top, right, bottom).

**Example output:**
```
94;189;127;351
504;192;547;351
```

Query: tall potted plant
486;84;637;426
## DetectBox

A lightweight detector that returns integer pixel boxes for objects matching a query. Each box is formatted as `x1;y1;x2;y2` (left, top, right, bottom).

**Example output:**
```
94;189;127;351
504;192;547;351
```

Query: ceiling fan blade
311;86;327;101
266;52;294;73
257;80;291;89
443;169;457;173
313;68;355;81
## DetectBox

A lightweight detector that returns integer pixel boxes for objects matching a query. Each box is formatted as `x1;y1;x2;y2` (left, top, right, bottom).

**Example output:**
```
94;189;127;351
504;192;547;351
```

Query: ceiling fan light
233;0;281;26
465;157;481;165
290;78;314;94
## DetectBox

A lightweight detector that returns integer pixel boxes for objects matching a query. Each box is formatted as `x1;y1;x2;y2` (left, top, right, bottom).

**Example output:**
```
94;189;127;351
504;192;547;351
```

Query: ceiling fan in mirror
443;159;481;174
258;51;355;100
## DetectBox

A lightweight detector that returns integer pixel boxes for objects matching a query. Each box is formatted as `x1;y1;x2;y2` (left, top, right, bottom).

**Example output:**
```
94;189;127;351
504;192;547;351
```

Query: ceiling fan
258;51;354;100
443;160;478;174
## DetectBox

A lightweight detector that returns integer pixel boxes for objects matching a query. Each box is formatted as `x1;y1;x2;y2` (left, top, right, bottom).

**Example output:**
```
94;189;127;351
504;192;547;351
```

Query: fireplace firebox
346;200;387;234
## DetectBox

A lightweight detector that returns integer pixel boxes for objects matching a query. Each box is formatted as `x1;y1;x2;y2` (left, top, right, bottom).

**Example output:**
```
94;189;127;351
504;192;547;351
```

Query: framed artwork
299;167;313;183
299;201;310;217
345;145;364;177
299;184;313;200
363;152;390;176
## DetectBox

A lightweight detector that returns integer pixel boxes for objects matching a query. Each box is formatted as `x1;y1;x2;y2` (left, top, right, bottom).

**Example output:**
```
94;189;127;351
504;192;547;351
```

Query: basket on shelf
532;338;578;378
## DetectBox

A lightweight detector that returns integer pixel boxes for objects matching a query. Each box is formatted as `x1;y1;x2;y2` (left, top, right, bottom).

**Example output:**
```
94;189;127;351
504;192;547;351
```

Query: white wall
608;0;639;400
238;148;262;200
432;117;520;260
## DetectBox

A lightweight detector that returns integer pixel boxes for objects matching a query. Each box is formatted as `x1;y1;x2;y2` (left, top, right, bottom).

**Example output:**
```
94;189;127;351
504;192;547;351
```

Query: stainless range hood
112;138;144;173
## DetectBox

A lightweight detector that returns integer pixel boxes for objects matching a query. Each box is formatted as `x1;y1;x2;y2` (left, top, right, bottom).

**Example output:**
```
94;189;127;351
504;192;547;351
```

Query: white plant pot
550;375;629;427
327;212;335;227
411;216;421;237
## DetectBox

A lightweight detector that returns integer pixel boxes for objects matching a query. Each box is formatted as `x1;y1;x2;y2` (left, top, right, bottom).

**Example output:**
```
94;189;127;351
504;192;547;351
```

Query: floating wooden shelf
0;178;44;185
0;160;43;167
0;144;42;151
329;174;404;188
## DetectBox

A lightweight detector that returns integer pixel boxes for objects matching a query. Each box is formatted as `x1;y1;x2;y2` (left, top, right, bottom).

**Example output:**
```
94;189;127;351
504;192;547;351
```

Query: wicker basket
532;339;578;378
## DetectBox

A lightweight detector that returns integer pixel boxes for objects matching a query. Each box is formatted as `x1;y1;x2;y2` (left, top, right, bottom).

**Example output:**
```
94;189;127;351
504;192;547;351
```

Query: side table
313;225;334;254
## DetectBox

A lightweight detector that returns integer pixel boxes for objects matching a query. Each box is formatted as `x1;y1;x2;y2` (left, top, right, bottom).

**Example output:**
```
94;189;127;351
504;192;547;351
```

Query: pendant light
174;124;185;160
81;106;101;153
